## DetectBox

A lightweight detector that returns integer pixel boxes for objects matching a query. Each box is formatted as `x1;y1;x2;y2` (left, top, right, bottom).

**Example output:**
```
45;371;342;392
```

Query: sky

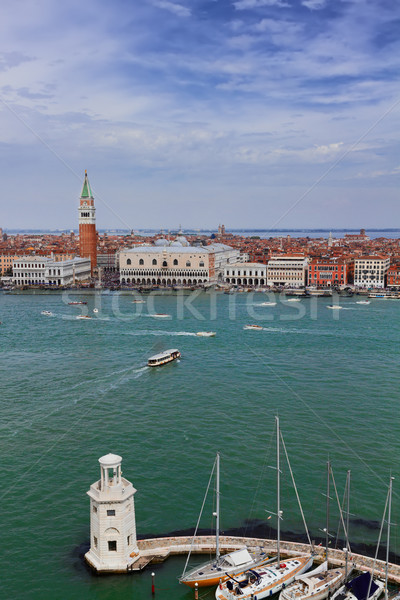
0;0;399;230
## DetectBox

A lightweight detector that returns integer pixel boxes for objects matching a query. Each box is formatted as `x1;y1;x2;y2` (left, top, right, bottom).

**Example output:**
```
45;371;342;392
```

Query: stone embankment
136;536;400;584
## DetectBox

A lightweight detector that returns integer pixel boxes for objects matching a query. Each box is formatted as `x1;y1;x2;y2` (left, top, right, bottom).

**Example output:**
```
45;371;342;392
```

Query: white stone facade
85;454;140;573
224;263;267;286
119;242;242;286
354;256;390;288
267;255;309;287
13;257;91;286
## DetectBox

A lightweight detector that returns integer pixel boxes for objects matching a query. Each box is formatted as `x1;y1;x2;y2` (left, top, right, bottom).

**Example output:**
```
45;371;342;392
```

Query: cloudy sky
0;0;399;230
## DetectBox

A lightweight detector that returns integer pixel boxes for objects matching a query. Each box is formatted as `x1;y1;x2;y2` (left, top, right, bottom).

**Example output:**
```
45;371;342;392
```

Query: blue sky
0;0;399;230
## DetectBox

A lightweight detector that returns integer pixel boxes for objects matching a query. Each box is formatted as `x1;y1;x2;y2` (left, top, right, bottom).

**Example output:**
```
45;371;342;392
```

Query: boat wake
124;330;197;337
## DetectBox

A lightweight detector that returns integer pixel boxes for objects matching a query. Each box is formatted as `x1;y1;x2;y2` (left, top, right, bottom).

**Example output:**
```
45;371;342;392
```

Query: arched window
162;260;167;267
127;258;131;265
199;261;204;267
173;259;178;266
139;259;144;265
152;259;157;266
186;261;191;267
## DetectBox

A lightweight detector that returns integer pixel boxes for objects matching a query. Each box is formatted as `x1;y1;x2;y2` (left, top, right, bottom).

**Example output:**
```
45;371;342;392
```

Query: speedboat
151;313;171;318
147;349;180;367
132;300;145;304
68;301;87;305
327;305;343;309
215;556;314;600
41;310;54;316
76;315;92;320
286;298;301;302
196;331;216;337
280;562;350;600
93;308;99;313
244;324;263;330
260;302;277;306
356;301;370;305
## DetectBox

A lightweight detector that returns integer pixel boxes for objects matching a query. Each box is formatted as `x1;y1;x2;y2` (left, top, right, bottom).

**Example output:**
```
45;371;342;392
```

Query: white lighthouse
85;453;140;572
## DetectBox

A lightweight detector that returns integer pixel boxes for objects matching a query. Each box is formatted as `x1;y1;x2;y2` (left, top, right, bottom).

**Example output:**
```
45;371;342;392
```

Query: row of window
14;263;46;269
126;258;205;267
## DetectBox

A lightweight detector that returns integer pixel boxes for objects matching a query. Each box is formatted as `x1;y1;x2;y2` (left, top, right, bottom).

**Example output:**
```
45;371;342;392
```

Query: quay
131;535;400;584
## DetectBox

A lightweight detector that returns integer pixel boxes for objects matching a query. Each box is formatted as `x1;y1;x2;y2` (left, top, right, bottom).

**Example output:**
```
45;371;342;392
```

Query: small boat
151;313;171;318
356;300;370;305
93;308;99;313
68;301;87;305
41;310;54;316
244;324;263;330
132;300;145;304
147;349;181;367
286;298;301;302
260;302;277;306
327;305;343;310
196;331;216;337
76;315;92;320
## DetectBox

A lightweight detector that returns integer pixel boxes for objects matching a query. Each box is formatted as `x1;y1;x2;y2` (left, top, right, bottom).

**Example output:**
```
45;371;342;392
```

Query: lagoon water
1;291;399;600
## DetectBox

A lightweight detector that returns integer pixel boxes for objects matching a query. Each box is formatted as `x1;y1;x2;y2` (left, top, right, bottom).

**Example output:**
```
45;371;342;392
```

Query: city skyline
0;0;399;229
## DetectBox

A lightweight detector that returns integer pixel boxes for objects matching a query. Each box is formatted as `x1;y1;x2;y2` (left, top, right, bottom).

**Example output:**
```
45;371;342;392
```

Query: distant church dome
175;236;189;246
154;238;168;246
170;241;183;247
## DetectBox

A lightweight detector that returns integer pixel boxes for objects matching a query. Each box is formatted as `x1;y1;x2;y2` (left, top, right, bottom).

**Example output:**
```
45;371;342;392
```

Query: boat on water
216;417;314;600
147;349;180;367
356;301;370;305
243;324;263;330
132;300;145;304
286;298;301;302
76;315;92;320
68;301;87;305
260;302;277;306
151;313;171;318
41;310;54;316
93;308;99;313
196;331;216;337
327;305;343;310
180;453;273;588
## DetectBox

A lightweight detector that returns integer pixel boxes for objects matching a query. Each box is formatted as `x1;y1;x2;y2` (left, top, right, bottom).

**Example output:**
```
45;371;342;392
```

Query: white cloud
152;0;191;17
301;0;327;9
234;0;290;10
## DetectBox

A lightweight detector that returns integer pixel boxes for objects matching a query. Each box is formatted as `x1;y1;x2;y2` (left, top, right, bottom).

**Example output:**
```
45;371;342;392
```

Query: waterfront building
78;170;97;275
85;453;140;573
13;256;91;286
224;263;267;286
0;254;20;275
387;264;400;288
267;255;309;287
119;239;242;286
354;255;390;288
308;258;350;287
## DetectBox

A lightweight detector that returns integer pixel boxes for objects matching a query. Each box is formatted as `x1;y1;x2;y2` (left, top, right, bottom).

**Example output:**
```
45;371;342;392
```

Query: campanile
78;170;97;275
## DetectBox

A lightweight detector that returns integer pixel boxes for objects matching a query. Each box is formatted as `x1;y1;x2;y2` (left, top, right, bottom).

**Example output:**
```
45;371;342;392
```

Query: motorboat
93;308;99;313
76;315;92;320
180;453;273;588
151;313;171;318
356;301;370;305
327;305;343;310
41;310;54;316
280;562;350;600
286;298;301;302
147;349;180;367
196;331;216;337
260;302;277;306
243;324;263;330
216;417;314;600
132;300;145;304
68;301;87;305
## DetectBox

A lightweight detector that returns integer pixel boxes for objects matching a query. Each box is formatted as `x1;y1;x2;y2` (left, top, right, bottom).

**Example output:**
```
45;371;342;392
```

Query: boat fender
280;563;286;569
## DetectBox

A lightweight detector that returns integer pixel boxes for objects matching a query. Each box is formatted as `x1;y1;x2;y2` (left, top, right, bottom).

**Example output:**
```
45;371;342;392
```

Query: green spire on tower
80;170;94;199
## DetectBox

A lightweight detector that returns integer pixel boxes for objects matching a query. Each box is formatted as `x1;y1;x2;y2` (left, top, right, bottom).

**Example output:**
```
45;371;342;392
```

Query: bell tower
78;170;97;275
85;453;140;573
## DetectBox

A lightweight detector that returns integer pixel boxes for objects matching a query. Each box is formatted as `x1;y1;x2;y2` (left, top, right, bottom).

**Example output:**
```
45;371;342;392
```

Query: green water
1;291;399;600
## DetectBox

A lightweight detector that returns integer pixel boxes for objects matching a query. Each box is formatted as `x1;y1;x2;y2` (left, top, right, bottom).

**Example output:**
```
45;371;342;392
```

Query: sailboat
330;476;394;600
179;453;272;588
280;466;352;600
215;417;314;600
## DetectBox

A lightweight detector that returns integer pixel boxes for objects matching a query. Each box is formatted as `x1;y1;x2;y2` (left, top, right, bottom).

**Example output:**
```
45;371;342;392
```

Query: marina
1;291;399;600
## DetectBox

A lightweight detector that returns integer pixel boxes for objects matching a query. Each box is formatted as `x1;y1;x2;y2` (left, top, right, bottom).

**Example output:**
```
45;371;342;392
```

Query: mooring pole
194;582;199;599
151;572;155;595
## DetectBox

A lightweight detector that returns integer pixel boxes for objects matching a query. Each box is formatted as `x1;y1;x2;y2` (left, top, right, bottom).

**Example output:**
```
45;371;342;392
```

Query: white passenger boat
41;310;54;316
243;324;263;330
196;331;216;337
216;417;313;600
147;349;180;367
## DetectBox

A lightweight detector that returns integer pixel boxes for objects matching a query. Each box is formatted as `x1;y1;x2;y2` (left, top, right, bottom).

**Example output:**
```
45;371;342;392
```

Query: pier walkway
135;536;400;585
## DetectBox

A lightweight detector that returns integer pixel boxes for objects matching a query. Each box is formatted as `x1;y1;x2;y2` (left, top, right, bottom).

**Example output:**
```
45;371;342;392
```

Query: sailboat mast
326;460;330;563
276;416;281;565
345;470;351;579
385;476;394;600
216;452;220;563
